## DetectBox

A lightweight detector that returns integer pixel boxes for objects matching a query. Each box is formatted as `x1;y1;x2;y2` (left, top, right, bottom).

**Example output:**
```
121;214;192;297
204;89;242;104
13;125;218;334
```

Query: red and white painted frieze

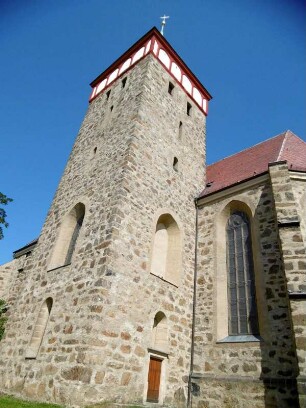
89;28;211;115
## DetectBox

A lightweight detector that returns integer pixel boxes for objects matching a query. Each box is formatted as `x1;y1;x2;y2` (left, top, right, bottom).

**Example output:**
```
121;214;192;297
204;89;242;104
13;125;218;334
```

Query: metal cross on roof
160;15;170;36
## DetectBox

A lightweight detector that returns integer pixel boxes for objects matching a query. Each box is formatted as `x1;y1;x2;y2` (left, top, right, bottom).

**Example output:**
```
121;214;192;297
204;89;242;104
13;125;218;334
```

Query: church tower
0;28;211;407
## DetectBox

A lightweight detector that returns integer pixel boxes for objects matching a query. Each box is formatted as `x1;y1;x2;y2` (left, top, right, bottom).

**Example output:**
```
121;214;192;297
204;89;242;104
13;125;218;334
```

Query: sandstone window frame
144;311;169;405
150;212;182;287
215;199;265;343
25;297;53;359
151;311;169;353
48;202;86;271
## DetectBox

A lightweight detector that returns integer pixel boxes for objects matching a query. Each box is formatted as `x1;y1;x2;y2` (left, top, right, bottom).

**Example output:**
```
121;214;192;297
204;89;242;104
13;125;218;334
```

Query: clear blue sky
1;0;305;264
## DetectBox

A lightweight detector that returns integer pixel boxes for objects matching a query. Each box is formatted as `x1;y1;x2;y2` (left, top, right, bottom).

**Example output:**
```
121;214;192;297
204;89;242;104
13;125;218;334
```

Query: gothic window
226;211;259;335
151;214;181;286
151;312;168;352
65;210;84;265
26;297;53;359
48;203;85;270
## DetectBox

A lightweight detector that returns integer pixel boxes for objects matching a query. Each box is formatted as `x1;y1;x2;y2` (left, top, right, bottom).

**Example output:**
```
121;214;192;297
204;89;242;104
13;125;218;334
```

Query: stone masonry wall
269;164;306;407
291;176;306;244
192;178;301;408
0;54;206;407
0;260;16;300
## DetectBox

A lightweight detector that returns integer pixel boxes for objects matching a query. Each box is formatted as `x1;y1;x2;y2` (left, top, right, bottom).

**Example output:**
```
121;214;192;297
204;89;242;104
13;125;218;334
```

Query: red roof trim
90;27;157;87
89;27;212;101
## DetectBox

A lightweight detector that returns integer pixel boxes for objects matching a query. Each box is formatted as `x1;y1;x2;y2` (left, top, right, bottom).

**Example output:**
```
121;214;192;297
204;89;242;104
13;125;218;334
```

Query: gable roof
200;130;306;198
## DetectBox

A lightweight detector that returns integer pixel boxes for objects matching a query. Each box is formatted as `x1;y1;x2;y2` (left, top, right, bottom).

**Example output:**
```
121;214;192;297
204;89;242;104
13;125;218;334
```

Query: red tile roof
200;130;306;198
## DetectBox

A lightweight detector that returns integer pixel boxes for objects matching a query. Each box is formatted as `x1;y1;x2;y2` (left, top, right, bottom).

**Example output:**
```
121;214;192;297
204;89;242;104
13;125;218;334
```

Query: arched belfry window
226;211;259;335
151;312;168;352
48;203;85;270
26;297;53;359
151;214;181;286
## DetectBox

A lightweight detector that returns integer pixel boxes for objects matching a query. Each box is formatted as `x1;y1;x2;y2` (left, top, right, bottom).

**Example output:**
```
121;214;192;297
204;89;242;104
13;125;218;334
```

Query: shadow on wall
255;189;300;407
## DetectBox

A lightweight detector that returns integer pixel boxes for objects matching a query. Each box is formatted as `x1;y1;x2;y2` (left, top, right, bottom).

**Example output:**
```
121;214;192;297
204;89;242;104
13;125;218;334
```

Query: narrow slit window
168;82;174;95
187;102;192;116
179;121;183;139
110;105;114;112
106;89;111;100
122;77;127;88
93;147;97;155
173;157;178;172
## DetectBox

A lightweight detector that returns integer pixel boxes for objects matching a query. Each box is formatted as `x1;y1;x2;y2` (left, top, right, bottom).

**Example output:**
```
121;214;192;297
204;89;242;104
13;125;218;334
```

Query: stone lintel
147;347;169;358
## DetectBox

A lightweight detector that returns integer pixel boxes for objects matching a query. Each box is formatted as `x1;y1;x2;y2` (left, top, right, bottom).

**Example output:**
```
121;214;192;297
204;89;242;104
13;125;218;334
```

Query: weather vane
160;15;170;36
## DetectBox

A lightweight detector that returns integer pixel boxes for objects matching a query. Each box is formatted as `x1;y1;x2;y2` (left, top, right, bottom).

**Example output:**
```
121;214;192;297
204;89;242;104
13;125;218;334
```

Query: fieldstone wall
291;176;306;244
0;260;16;299
192;177;302;407
0;53;206;407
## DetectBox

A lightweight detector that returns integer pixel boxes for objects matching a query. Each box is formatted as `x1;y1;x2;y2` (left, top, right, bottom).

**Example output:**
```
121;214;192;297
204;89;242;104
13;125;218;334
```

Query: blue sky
1;0;305;264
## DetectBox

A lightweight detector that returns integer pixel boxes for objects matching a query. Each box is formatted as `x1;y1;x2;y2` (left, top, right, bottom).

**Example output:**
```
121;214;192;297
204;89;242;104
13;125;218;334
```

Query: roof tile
200;130;306;198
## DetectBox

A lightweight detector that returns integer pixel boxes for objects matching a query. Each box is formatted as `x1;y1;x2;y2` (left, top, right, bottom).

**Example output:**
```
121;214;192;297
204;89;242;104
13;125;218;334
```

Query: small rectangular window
168;82;174;95
122;77;127;88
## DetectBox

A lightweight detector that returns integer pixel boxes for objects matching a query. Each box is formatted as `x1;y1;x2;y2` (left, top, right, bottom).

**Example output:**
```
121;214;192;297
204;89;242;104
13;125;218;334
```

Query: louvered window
226;211;259;335
65;214;84;265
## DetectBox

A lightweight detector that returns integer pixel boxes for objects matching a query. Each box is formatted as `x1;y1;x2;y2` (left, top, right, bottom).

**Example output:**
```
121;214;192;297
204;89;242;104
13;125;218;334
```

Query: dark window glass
226;211;259;335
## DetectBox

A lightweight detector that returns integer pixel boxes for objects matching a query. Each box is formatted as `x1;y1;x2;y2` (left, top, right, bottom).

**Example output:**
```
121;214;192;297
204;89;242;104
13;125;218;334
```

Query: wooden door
147;357;162;402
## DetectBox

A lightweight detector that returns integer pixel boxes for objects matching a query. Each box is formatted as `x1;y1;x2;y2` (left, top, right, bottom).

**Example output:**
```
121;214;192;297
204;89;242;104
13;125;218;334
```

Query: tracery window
226;211;259;335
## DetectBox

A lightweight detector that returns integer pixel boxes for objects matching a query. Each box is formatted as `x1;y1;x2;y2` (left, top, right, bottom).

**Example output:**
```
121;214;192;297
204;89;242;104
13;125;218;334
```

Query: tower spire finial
160;15;170;36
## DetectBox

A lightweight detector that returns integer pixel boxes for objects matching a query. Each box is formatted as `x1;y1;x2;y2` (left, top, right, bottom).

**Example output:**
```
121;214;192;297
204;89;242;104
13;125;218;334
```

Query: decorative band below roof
89;28;211;116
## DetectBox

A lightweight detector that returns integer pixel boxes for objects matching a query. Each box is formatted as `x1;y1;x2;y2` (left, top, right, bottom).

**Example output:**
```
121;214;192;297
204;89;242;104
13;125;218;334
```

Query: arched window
151;214;181;286
226;211;259;335
48;203;85;270
151;312;168;352
26;297;53;359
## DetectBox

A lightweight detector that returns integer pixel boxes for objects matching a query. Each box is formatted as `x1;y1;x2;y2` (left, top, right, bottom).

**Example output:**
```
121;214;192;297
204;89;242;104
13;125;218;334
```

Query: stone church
0;27;305;408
